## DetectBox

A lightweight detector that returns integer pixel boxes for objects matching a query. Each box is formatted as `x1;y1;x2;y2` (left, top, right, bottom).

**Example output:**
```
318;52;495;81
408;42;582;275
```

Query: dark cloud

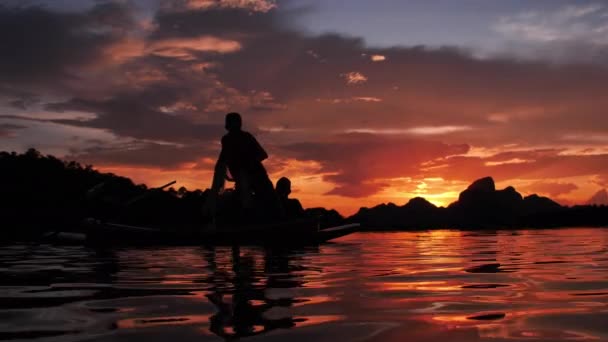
426;151;608;182
172;9;608;150
0;123;25;137
281;133;470;196
0;2;135;85
519;181;579;197
46;95;223;144
592;175;608;188
152;6;282;39
67;141;215;169
5;1;608;145
9;99;29;110
0;85;40;110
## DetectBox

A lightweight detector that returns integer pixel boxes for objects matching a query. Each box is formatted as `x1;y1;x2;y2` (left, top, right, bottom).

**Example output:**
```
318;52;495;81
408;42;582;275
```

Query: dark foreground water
1;228;608;342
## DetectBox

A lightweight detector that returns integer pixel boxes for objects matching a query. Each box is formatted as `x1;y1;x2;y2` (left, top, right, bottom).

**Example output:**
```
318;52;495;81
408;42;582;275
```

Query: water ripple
1;228;607;341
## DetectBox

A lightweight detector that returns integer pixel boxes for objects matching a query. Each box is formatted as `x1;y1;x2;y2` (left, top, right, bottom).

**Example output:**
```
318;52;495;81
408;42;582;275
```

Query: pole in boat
125;180;177;206
155;180;177;190
86;180;177;204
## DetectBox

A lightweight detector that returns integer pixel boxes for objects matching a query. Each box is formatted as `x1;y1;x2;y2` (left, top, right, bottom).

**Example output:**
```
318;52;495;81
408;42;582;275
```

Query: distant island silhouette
349;177;608;229
1;149;607;241
588;189;608;206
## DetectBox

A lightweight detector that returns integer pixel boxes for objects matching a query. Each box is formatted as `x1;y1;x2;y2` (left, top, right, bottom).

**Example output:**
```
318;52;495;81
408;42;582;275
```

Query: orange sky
1;1;608;216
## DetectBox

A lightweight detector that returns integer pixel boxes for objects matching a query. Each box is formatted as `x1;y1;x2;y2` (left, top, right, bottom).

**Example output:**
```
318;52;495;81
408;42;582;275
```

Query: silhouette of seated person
214;112;279;221
275;177;304;218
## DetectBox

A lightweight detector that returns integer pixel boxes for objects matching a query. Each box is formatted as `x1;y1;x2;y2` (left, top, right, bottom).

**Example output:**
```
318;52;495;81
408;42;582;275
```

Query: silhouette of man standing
216;112;277;217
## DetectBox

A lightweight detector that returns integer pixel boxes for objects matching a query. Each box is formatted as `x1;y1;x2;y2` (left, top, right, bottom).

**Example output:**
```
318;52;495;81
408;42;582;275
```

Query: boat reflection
204;246;310;339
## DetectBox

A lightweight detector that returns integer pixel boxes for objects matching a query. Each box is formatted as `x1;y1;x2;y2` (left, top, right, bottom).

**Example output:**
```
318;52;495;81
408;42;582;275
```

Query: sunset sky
2;0;608;215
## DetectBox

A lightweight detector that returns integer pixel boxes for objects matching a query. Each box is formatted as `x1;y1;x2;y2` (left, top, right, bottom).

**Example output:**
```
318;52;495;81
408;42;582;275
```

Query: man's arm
211;138;228;192
217;136;227;163
247;133;268;162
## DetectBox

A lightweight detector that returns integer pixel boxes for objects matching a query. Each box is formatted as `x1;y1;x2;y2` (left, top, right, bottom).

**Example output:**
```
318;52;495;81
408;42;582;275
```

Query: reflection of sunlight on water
117;314;212;328
294;315;346;327
381;281;463;292
1;228;608;341
225;324;265;335
293;295;334;307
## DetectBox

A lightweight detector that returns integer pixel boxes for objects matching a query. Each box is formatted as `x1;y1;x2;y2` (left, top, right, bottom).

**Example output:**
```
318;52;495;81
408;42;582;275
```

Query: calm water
1;228;608;342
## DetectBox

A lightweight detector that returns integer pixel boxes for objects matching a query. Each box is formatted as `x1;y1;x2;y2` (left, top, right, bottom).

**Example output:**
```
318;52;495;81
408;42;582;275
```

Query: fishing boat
46;179;359;246
48;218;359;246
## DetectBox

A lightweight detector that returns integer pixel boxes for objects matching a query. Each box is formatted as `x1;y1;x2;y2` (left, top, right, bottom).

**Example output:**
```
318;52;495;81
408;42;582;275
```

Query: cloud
341;71;368;85
0;2;136;85
343;126;473;136
0;115;121;157
152;3;287;39
495;4;607;43
593;175;608;187
108;35;243;62
4;3;608;149
0;123;25;137
493;3;608;65
316;96;382;104
166;0;277;12
147;36;242;60
404;126;474;136
520;181;579;197
425;149;608;182
280;133;470;197
45;95;223;144
370;54;386;62
210;28;608;148
67;141;216;169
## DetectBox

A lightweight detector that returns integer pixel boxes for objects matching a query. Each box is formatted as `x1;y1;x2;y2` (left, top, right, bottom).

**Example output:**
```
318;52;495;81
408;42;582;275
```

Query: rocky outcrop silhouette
349;176;606;229
353;197;445;229
521;194;562;214
448;178;525;226
587;189;608;205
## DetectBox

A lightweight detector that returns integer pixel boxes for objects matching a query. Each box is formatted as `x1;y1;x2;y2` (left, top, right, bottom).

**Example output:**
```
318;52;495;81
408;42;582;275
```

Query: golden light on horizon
86;158;604;216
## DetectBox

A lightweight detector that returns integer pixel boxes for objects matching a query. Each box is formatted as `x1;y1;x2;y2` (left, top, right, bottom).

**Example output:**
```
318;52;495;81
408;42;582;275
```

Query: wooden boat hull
52;220;359;246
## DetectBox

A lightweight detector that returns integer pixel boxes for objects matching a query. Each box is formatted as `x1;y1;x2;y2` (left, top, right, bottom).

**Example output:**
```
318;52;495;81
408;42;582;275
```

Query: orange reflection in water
117;314;211;329
105;228;608;341
381;281;462;292
293;295;335;307
335;229;608;341
294;315;346;327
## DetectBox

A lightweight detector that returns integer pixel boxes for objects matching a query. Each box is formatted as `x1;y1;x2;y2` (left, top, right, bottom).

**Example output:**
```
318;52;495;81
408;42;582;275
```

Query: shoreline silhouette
1;149;607;242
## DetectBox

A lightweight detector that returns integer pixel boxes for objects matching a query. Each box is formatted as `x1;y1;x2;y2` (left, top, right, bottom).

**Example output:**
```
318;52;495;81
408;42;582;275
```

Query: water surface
1;228;608;341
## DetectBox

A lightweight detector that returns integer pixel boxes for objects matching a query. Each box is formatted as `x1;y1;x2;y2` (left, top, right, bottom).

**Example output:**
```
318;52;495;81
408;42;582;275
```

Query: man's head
225;112;242;132
276;177;291;198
